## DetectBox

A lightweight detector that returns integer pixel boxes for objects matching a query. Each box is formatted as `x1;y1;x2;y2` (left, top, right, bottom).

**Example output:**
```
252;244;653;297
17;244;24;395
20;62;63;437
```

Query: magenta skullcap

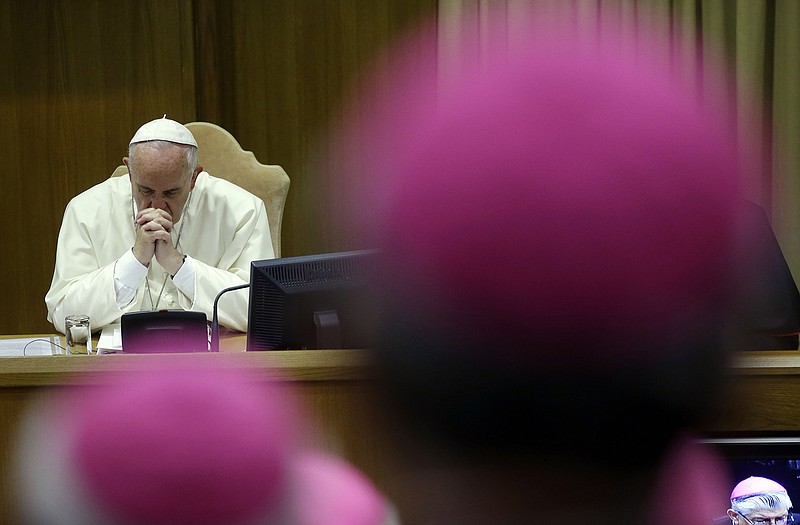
287;451;395;525
731;477;788;501
350;25;742;370
70;366;294;525
14;365;393;525
130;116;197;147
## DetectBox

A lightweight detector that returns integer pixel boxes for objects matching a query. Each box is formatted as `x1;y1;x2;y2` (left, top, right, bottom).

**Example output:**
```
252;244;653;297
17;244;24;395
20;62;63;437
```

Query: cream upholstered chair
112;122;290;257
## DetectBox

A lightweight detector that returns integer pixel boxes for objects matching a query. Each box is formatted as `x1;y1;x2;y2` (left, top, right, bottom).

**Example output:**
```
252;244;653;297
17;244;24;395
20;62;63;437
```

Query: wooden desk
705;351;800;433
3;346;799;523
0;336;392;524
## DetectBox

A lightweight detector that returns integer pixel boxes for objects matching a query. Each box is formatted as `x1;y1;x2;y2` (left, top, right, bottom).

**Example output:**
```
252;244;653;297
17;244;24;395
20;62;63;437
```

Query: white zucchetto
129;116;197;147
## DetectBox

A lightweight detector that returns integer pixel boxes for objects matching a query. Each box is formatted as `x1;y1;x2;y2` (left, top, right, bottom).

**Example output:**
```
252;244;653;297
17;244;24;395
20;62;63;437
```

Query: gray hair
128;140;198;177
732;491;793;517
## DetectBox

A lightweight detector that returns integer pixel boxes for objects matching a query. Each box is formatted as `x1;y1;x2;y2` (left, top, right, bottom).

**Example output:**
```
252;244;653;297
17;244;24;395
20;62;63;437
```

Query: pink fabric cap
351;25;741;369
289;451;390;525
67;366;298;525
50;365;392;525
731;477;788;500
646;436;731;525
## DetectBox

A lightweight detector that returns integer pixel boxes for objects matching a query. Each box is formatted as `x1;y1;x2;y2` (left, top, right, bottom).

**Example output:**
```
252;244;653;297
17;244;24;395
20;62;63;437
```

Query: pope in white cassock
45;117;274;333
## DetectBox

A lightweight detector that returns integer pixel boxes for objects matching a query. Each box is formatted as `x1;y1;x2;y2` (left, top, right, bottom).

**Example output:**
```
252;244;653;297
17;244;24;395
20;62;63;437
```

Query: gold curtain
437;0;800;278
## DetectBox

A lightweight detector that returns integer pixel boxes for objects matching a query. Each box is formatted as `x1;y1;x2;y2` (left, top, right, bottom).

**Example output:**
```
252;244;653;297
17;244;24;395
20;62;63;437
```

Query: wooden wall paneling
194;0;236;130
229;0;438;257
0;2;72;335
230;0;305;255
0;1;196;334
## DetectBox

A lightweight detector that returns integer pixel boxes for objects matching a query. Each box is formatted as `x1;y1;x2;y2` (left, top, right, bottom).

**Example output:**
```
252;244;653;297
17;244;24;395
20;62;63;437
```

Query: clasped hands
132;208;184;276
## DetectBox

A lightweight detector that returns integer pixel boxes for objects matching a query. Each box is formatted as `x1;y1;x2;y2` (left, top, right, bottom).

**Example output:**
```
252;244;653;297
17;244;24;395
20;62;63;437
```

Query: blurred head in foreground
14;366;397;525
336;12;745;525
728;477;794;525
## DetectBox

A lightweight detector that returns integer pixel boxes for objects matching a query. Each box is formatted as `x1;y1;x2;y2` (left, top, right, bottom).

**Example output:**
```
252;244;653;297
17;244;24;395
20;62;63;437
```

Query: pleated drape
436;0;800;278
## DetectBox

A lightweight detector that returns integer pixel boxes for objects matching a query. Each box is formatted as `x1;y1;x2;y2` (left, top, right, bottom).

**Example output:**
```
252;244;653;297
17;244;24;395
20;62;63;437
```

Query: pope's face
125;142;199;223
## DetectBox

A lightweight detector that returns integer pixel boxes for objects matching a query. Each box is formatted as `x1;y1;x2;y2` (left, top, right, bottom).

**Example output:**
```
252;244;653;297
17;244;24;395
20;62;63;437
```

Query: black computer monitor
246;250;377;350
732;201;800;350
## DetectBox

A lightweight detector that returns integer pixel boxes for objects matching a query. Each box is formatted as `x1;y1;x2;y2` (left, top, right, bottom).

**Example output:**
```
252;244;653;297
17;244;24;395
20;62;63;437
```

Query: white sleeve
170;255;196;302
113;249;149;308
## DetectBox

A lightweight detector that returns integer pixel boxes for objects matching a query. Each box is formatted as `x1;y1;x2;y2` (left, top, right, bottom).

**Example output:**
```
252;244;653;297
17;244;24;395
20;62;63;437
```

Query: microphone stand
211;283;250;352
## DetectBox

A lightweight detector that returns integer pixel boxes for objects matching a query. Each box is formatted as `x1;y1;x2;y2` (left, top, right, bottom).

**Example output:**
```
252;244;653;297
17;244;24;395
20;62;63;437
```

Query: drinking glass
65;315;92;355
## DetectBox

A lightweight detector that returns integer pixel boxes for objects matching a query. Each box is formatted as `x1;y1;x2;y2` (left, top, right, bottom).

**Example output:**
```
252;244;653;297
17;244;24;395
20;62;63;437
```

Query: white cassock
45;172;274;333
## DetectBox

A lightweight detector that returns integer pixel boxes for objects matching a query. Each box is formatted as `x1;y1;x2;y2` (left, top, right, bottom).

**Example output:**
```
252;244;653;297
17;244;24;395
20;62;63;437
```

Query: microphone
211;283;250;352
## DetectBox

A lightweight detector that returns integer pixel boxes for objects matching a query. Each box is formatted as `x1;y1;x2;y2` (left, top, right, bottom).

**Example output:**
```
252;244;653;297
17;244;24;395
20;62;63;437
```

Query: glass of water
65;315;92;355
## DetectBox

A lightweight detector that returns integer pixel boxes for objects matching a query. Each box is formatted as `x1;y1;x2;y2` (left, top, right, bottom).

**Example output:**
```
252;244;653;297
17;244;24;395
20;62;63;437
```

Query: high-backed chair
112;122;290;257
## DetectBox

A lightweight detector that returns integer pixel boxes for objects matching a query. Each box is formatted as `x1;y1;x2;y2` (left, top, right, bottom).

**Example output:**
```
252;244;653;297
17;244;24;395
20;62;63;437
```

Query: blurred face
124;142;200;222
729;508;791;525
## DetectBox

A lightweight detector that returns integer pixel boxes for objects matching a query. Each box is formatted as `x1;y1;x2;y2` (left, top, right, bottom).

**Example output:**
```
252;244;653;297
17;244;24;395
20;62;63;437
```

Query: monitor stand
314;310;342;349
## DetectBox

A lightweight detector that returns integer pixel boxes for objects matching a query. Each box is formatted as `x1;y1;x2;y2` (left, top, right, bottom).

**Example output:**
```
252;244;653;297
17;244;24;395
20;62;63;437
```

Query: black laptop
121;311;210;353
